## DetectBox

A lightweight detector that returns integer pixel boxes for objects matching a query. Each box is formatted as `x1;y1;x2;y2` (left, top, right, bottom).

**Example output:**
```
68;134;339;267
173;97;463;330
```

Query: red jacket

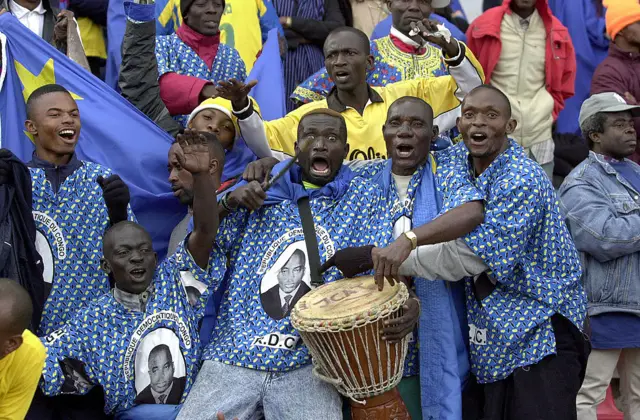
465;0;576;120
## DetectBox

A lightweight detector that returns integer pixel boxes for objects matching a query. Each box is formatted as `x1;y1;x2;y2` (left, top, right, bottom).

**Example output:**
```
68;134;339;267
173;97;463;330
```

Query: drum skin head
291;276;408;331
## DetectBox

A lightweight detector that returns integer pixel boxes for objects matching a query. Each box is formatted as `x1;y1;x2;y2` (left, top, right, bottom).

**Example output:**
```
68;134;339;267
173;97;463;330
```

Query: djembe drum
290;276;411;420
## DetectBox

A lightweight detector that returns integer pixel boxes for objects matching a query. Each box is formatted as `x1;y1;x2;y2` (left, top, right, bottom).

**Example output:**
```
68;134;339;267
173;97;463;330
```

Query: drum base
350;387;410;420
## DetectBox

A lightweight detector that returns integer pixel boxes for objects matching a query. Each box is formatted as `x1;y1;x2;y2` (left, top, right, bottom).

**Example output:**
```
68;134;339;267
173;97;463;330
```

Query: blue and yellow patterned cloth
202;163;394;372
437;140;587;384
31;161;135;337
155;34;247;127
41;242;227;414
291;35;448;105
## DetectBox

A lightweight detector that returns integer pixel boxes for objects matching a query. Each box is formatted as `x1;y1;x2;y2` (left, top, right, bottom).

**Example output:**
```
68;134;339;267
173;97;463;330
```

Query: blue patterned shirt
437;140;587;383
41;242;226;414
31;161;135;336
202;176;394;372
155;33;247;126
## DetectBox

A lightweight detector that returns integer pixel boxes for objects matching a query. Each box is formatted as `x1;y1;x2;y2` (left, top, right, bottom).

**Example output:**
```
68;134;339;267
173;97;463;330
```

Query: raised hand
216;79;258;109
97;174;130;225
53;10;74;46
410;18;460;58
319;246;374;278
371;236;413;291
175;129;212;175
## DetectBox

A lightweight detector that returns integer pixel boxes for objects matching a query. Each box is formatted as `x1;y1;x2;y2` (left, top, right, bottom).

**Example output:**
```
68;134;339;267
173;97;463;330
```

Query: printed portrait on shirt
60;358;93;395
134;328;187;405
179;270;207;307
260;242;312;321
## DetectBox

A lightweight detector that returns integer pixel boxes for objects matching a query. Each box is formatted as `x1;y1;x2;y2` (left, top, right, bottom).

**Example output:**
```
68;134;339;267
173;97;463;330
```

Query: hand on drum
371;237;413;291
381;292;420;343
319;245;374;278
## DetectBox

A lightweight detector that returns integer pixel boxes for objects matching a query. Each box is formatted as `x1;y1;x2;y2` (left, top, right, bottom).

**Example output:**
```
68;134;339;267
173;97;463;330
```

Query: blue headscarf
231;158;355;205
373;158;469;420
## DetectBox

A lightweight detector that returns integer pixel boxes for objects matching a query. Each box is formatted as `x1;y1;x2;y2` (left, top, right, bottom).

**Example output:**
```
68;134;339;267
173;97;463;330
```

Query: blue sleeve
435;148;484;212
464;179;545;283
155;36;173;77
123;1;155;23
164;240;228;317
189;207;250;254
232;48;248;83
41;317;98;397
290;66;333;104
260;0;285;42
371;15;392;41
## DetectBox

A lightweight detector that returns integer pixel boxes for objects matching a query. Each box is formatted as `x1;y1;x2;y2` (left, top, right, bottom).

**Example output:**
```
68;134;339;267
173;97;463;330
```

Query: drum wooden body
291;277;411;419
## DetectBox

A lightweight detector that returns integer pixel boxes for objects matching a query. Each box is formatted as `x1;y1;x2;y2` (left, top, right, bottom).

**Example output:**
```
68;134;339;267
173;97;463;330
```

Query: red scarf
176;24;221;69
389;33;426;55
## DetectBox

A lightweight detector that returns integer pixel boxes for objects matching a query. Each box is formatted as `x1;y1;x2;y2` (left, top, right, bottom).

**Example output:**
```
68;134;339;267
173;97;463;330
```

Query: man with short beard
41;130;227;418
292;0;468;109
219;25;483;161
177;109;397;420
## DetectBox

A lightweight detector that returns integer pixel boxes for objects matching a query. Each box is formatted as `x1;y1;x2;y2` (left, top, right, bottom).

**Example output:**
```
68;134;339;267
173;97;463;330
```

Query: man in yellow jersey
0;278;46;420
218;0;284;71
217;24;484;161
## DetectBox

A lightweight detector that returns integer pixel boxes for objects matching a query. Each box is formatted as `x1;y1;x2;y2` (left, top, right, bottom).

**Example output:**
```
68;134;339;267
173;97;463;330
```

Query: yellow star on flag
14;58;83;103
13;58;82;141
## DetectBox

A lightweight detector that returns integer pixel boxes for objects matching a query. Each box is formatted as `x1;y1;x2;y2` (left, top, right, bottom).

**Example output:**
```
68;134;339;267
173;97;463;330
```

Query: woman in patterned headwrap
273;0;346;112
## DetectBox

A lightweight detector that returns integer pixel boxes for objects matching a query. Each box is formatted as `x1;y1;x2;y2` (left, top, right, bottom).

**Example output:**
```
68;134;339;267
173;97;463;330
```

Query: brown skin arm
373;200;484;290
176;130;221;269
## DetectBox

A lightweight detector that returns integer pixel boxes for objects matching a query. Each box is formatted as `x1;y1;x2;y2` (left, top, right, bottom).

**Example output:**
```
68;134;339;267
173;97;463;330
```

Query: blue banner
0;13;184;259
248;28;285;121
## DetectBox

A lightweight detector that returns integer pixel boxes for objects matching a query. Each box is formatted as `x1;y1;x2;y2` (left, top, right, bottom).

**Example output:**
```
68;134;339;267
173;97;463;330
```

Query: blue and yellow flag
156;0;182;35
0;13;185;258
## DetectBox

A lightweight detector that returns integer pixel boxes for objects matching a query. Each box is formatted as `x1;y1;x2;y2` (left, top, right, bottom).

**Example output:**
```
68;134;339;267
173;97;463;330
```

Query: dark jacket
0;150;46;332
591;44;640;163
2;0;60;45
119;19;181;138
260;282;311;321
134;376;186;405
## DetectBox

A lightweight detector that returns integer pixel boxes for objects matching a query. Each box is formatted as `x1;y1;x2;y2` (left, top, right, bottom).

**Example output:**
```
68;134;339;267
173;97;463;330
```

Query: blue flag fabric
0;13;184;259
106;0;127;90
247;28;286;121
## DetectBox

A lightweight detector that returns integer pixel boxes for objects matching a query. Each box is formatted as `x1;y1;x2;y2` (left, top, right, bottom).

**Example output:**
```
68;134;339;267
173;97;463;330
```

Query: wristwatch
403;231;418;250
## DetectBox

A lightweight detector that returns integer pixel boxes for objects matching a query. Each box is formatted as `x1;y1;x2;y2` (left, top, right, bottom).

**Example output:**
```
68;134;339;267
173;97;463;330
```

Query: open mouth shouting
129;267;147;281
310;155;331;177
333;70;351;83
57;128;78;144
395;143;415;159
469;131;489;146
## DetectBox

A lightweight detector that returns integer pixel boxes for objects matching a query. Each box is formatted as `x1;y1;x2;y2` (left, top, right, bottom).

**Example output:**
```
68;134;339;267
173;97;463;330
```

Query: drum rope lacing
292;283;410;402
